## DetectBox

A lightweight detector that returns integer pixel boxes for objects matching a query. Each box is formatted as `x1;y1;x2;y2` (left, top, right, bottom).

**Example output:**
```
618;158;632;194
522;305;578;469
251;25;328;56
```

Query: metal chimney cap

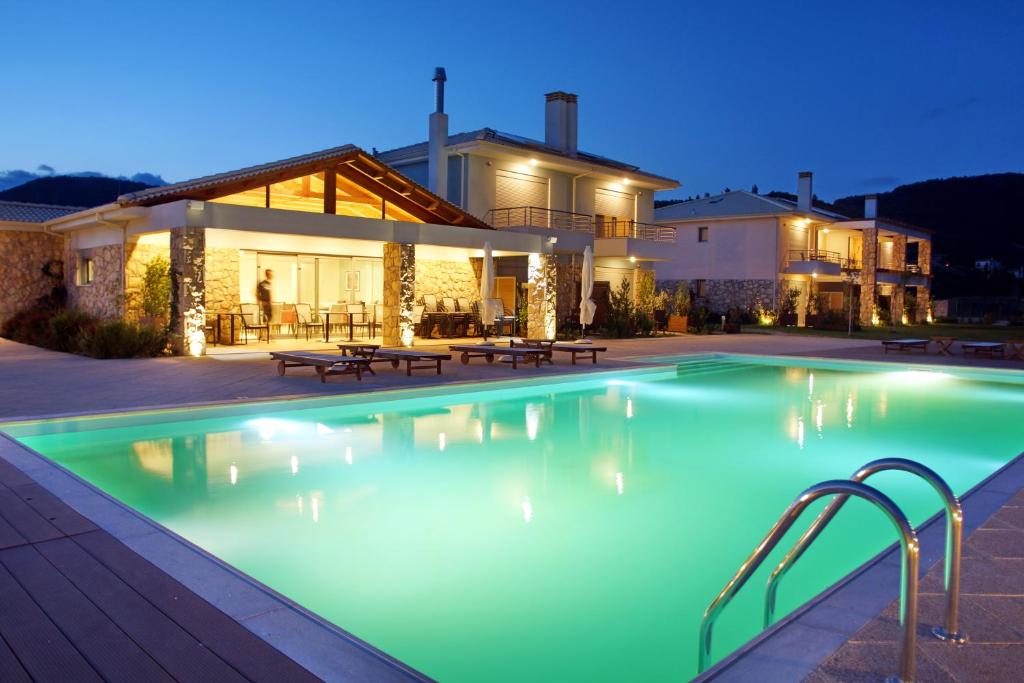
433;67;447;82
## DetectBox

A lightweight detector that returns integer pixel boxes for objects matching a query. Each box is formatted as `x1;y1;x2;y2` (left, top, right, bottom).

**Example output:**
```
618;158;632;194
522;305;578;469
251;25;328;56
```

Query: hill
0;176;155;208
831;173;1024;267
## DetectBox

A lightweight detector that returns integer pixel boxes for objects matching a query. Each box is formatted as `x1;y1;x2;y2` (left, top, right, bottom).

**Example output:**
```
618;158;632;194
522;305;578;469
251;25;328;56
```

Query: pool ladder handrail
765;457;966;644
696;480;920;683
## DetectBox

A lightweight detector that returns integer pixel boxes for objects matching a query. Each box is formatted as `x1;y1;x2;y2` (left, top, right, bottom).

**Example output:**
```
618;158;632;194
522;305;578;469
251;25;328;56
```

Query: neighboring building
13;146;564;354
0;201;83;326
974;258;1002;272
378;72;679;318
654;172;933;326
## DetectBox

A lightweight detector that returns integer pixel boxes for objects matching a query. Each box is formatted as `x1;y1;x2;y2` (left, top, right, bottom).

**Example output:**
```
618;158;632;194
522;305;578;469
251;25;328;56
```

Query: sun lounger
270;351;371;382
340;346;451;376
961;341;1006;358
881;339;930;354
449;343;546;369
551;342;608;364
510;338;555;363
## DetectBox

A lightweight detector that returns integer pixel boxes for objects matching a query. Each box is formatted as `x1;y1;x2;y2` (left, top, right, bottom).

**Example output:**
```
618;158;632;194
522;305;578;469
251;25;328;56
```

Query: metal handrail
697;480;920;683
765;458;965;643
485;206;594;234
595;219;676;242
788;248;843;264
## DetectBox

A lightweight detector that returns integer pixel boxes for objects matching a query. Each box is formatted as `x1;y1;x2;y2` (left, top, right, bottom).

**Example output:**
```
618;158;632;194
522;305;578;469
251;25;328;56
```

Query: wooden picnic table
1005;339;1024;360
961;341;1006;359
930;336;956;356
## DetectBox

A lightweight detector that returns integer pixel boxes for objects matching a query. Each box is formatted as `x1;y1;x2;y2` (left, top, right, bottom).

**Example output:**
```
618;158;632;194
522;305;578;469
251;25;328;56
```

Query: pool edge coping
692;448;1024;683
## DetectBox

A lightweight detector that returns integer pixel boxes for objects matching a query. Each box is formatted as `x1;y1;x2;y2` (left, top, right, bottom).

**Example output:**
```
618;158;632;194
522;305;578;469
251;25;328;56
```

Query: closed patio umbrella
580;244;596;334
480;242;497;329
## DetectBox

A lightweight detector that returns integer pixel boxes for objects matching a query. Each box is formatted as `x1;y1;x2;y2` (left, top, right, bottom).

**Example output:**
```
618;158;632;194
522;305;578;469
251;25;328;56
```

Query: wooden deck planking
0;631;32;683
0;560;104;682
75;530;322;683
35;536;251;683
0;543;174;683
10;480;99;536
0;484;65;544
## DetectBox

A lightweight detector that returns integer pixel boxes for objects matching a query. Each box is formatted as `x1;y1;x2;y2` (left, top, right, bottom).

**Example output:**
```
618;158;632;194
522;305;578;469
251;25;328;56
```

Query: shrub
141;256;172;319
1;308;55;347
780;288;801;316
81;320;168;359
605;279;634;338
688;305;710;333
671;282;691;316
48;309;97;352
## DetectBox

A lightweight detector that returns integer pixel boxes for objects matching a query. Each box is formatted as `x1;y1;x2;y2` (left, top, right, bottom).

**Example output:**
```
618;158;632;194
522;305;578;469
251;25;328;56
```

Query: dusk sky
2;0;1021;200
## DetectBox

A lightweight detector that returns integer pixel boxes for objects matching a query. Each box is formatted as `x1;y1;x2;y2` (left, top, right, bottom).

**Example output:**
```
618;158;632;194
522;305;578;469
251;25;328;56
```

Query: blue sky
1;0;1021;200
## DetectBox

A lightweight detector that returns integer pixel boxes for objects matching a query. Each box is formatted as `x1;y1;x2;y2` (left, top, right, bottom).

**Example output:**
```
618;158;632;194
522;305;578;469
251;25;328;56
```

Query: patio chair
329;303;348;338
492;299;516;336
442;296;456;313
412;304;426;337
239;303;269;343
423;294;439;312
457;297;471;312
348;303;372;338
293;303;325;341
372;304;384;337
270;302;284;337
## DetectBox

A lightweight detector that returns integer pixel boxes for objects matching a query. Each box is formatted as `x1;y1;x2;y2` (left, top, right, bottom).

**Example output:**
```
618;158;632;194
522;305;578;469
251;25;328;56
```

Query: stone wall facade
382;243;415;346
124;241;170;321
66;243;124;320
0;230;64;326
555;256;582;323
205;247;240;316
527;253;557;339
415;258;478;308
656;278;777;313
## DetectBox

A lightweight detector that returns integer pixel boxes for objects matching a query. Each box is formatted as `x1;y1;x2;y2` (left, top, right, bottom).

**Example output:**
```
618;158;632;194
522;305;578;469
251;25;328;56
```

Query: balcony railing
596;220;676;243
789;249;861;270
485;206;594;234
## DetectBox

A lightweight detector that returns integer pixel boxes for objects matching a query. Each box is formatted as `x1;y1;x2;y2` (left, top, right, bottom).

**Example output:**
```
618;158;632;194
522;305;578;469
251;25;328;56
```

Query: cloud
921;95;983;122
860;175;901;189
0;166;167;192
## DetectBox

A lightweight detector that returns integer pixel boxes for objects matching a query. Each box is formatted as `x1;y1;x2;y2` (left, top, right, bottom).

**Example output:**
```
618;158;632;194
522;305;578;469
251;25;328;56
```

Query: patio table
961;341;1006;359
322;311;355;343
216;312;248;345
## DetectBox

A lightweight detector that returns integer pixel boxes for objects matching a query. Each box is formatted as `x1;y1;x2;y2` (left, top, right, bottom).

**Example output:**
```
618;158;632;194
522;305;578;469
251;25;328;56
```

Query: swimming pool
4;355;1023;681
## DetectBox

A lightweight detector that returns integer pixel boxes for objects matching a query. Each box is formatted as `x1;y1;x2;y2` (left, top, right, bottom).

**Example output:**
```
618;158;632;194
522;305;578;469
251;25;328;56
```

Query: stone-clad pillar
527;253;557;339
170;226;206;356
918;238;932;275
383;243;415;347
890;285;905;326
859;227;878;326
892;234;907;272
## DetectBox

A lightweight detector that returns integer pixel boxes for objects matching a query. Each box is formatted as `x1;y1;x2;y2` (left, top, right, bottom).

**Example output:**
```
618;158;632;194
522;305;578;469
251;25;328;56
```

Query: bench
270;352;371;382
961;341;1006;359
340;346;451;376
552;343;608;365
881;339;930;354
449;344;546;369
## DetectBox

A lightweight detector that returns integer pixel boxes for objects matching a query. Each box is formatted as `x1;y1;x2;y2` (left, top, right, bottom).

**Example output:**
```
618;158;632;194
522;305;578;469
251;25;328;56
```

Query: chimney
797;171;813;212
428;67;449;198
544;91;578;156
864;194;878;219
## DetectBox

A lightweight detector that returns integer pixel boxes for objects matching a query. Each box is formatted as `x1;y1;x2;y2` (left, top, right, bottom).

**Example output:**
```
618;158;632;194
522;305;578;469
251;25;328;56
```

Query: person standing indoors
257;269;273;324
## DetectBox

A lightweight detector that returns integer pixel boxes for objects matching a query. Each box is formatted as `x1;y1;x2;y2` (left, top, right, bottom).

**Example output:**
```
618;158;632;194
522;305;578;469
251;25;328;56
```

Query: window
698;226;709;242
77;255;94;286
695;279;707;297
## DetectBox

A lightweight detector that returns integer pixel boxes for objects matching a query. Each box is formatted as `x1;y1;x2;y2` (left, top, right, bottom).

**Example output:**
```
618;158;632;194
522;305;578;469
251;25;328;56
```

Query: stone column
918;238;932;275
890;285;905;326
169;226;206;356
916;283;931;323
527;253;557;339
859;227;878;326
383;242;415;347
892;234;907;272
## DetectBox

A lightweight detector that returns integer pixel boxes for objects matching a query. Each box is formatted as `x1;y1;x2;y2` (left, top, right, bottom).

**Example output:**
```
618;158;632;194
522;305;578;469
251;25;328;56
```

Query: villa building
653;172;933;327
377;72;679;319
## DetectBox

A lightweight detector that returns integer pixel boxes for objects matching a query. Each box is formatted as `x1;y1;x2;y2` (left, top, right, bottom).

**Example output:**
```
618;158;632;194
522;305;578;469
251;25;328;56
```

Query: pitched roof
116;145;489;229
377;128;679;186
655;190;846;222
0;200;86;224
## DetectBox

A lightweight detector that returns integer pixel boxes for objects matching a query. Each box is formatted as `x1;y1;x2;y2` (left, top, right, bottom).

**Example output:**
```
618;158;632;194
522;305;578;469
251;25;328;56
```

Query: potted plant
139;256;172;329
668;282;690;333
724;307;743;333
778;287;800;327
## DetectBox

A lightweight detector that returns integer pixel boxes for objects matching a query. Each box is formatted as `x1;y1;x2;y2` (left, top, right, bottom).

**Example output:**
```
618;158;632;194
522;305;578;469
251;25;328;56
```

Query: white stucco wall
654;217;780;280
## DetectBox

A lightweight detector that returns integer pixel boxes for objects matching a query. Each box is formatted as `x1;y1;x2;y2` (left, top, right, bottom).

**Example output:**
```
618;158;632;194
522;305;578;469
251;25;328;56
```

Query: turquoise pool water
5;356;1024;681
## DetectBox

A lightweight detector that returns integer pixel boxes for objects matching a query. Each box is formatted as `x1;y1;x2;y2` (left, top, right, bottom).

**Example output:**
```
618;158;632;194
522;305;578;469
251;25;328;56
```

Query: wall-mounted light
622;178;631;185
629;256;637;263
529;158;539;166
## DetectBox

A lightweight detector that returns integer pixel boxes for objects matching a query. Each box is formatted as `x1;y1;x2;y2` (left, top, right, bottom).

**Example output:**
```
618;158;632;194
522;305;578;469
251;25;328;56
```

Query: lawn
742;322;1024;342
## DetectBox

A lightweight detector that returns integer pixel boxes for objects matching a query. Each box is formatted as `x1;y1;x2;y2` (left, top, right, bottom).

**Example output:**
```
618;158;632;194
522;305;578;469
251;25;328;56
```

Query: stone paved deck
806;489;1024;682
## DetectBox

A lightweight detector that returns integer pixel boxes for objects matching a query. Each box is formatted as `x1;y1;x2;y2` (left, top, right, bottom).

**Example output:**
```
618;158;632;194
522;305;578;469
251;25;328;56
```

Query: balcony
595;220;676;243
486;206;593;234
